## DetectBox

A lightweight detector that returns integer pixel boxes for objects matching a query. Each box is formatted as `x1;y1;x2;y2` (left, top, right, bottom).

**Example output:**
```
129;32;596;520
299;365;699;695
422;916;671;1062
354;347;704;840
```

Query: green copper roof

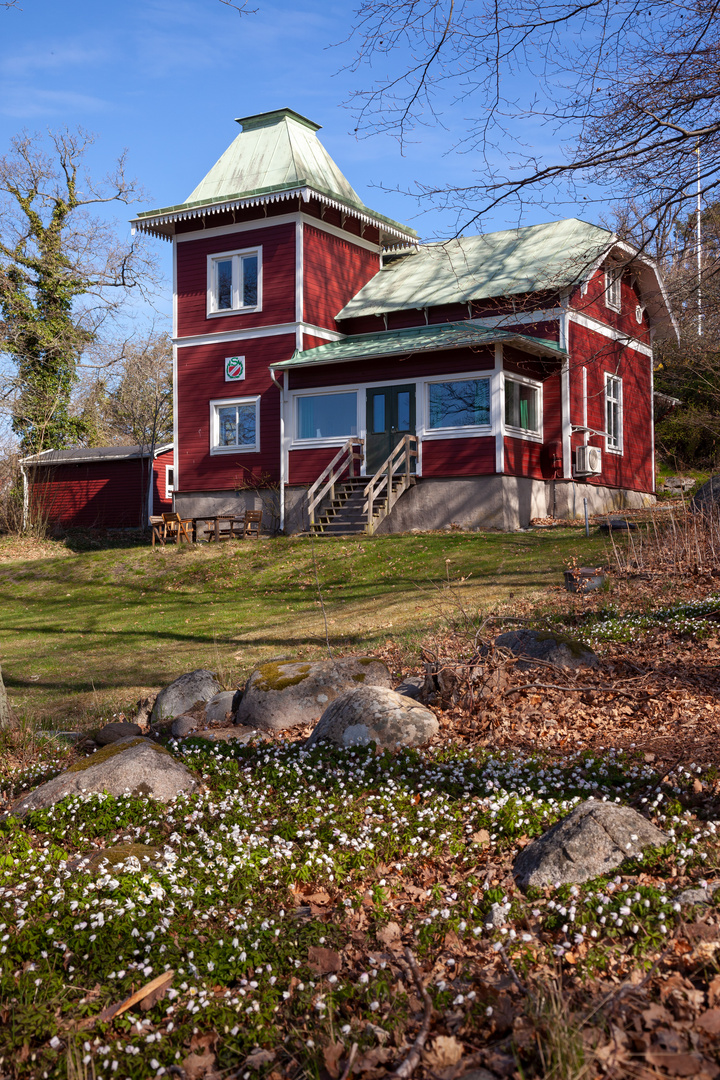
271;321;566;370
132;109;417;243
337;219;615;318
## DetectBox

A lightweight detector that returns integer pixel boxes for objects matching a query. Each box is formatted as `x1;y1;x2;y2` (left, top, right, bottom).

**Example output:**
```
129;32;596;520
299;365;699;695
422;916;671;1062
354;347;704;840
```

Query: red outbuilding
20;444;174;531
131;108;676;533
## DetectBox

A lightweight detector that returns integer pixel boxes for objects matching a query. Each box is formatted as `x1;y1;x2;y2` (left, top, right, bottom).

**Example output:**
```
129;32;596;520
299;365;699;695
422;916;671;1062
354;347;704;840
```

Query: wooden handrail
363;435;417;530
307;438;364;528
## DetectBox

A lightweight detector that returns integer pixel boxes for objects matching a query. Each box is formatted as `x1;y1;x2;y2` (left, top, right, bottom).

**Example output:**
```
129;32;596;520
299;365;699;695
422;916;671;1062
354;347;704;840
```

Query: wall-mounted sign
225;356;246;382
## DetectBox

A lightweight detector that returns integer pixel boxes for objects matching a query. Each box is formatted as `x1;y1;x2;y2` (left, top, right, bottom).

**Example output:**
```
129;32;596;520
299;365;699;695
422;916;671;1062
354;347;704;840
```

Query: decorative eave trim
131;186;417;248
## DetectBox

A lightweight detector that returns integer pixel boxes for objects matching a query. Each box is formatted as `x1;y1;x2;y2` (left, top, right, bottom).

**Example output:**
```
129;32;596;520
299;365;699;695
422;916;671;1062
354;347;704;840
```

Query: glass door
365;384;415;475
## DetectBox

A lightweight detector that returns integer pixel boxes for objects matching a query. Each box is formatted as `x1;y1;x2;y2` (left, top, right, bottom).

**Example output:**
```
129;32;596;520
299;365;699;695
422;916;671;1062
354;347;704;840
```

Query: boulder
171;715;197;739
513;801;668;891
494;629;598;671
95;721;143;746
395;676;423;700
692;475;720;513
194;728;272;744
151;669;223;722
236;656;392;731
677;881;720;906
305;685;438;750
71;843;163;874
204;691;236;724
8;737;197;819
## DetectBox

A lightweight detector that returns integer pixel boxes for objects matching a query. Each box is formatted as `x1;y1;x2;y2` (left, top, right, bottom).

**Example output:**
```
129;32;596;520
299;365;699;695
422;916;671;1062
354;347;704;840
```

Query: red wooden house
131;108;675;533
20;444;174;531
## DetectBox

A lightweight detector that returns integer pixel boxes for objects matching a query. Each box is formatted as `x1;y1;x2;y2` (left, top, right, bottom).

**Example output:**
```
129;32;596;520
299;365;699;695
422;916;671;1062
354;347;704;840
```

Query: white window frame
424;375;492;436
293;389;360;447
604;264;621;312
207;247;262;318
605;373;623;454
165;465;174;500
503;374;543;441
210;395;261;455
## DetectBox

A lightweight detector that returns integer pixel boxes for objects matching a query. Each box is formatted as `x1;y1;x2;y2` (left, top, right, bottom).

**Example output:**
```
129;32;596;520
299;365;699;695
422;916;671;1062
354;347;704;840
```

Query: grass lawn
0;529;608;728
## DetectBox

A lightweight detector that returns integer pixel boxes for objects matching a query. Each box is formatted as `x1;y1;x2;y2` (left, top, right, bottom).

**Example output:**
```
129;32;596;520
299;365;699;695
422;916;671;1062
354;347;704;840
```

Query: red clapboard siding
568;321;653;492
152;450;174;515
176;223;296;338
176;334;293;491
570;269;651;344
504;437;544;479
287;346;496;391
303;226;380;329
422;437;496;477
30;460;149;528
288;447;343;485
542;373;563;449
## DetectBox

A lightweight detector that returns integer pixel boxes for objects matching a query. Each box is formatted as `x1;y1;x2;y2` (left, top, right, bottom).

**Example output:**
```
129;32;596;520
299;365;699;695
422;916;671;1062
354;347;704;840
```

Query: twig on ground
339;1042;358;1080
503;683;652;698
498;943;529;996
392;948;433;1078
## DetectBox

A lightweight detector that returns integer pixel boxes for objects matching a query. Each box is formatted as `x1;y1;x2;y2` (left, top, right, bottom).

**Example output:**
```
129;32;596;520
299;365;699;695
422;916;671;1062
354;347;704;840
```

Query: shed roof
271;321;565;371
131;109;417;245
20;444;173;467
337;219;616;319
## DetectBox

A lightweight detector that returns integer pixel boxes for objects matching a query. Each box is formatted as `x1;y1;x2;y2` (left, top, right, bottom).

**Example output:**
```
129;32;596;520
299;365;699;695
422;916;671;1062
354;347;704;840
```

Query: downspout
269;366;285;533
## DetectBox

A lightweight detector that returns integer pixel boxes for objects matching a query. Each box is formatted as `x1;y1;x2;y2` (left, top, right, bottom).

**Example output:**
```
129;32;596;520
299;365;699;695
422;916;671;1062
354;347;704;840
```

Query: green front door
365;384;416;475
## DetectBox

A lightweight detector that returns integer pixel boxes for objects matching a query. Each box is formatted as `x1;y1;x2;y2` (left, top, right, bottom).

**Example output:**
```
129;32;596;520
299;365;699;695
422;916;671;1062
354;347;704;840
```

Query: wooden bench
243;510;262;538
162;512;193;544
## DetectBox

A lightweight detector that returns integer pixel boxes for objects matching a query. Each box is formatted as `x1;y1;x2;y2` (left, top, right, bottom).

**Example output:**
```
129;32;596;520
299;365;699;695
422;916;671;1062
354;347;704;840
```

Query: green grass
0;529;608;727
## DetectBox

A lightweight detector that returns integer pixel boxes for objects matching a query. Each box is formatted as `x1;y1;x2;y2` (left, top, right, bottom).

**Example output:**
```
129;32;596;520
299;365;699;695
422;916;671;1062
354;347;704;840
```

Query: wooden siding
303;226;380;329
569;267;651;344
422;436;496;477
568;321;653;492
176;223;296;338
287;346;496;391
152;450;174;515
504;437;544;479
30;459;152;529
288;446;342;485
177;335;293;492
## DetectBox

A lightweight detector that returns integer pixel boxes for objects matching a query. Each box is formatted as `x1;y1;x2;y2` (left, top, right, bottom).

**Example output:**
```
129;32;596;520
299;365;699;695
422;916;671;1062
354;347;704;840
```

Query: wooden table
191;515;242;542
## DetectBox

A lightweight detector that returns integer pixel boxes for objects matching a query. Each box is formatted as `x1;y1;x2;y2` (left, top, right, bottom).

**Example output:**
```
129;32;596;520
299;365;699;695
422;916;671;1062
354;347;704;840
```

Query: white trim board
174;321;345;349
173;210;383;254
568;310;653;357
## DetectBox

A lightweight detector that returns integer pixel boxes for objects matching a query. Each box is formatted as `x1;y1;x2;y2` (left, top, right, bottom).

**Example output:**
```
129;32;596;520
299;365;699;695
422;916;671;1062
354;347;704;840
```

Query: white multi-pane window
296;393;358;440
504;378;541;436
604;265;621;311
165;466;174;500
605;374;623;452
207;249;260;315
210;397;260;453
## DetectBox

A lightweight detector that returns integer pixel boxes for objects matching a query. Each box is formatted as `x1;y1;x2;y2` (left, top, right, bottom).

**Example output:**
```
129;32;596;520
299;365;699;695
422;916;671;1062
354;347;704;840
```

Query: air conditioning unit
575;444;602;476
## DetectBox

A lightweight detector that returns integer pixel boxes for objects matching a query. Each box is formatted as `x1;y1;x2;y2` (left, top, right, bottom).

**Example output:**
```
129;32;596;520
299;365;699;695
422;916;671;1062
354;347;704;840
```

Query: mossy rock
494;629;598;670
236;656;392;731
73;843;163;874
68;738;171;773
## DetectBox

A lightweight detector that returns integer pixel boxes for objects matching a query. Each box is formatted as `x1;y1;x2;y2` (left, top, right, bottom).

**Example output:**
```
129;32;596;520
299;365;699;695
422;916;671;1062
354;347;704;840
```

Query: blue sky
0;0;591;332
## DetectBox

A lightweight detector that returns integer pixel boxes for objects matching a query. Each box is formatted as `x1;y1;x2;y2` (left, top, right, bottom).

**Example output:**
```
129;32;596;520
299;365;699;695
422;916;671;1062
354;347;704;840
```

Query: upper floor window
505;378;541;436
605;374;623;452
210;396;260;454
207;248;260;316
604;264;621;312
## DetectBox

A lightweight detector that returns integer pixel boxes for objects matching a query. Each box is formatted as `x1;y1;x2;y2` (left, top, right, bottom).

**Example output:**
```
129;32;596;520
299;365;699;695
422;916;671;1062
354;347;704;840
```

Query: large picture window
297;392;358;440
505;378;540;435
605;374;623;452
211;397;260;453
428;378;490;429
208;249;260;315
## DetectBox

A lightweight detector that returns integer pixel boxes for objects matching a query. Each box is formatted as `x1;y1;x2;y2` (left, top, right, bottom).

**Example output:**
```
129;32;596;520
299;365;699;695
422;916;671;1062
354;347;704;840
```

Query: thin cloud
0;86;111;119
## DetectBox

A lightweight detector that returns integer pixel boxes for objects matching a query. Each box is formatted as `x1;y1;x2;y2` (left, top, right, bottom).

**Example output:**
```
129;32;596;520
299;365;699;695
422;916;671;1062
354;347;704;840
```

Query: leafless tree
344;0;720;243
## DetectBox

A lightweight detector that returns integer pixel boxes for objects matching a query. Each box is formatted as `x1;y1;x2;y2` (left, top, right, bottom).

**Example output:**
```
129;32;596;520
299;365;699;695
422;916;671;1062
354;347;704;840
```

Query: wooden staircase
306;436;417;537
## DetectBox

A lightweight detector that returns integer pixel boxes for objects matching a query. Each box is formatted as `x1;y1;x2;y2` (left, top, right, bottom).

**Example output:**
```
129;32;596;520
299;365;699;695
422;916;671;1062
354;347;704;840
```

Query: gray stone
677;882;720;906
151;669;223;722
692;475;720;513
204;691;236;724
305;685;439;750
231;687;243;714
513;801;667;891
171;715;198;738
484;902;511;929
95;721;143;746
395;677;423;700
494;629;598;671
8;737;197;819
70;843;164;874
236;657;392;731
195;728;272;743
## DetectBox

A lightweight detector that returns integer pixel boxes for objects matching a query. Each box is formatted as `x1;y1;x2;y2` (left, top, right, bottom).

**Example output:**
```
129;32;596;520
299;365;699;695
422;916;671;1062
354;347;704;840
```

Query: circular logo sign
225;356;246;381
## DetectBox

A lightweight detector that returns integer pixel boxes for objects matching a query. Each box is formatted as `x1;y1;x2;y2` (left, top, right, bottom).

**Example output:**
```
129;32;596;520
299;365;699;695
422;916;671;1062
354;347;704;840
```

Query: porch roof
271;321;566;371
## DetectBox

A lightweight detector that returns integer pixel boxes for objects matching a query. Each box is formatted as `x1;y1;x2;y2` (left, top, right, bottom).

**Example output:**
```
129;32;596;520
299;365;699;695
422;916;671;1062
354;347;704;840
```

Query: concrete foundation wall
554;480;655;519
175;489;281;535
